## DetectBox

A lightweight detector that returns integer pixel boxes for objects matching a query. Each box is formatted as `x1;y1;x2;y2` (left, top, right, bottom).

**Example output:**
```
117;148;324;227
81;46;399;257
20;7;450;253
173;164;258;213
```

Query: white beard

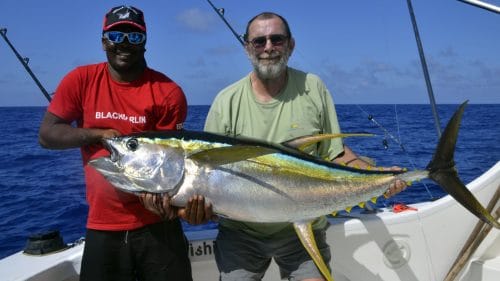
248;49;291;80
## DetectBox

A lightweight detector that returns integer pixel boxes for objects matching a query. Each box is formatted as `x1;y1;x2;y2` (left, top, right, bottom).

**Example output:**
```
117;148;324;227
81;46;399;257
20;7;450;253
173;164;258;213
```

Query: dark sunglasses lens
127;32;146;44
251;37;267;48
106;32;125;43
270;35;286;46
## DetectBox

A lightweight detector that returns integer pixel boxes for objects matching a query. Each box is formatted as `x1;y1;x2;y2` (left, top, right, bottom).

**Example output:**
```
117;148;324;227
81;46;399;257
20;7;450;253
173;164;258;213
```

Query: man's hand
138;193;177;220
98;128;121;140
178;195;215;225
381;166;408;198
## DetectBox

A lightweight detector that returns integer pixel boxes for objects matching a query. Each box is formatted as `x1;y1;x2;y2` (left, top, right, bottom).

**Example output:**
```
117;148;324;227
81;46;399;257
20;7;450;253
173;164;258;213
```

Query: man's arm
333;145;408;198
38;111;120;149
332;145;370;168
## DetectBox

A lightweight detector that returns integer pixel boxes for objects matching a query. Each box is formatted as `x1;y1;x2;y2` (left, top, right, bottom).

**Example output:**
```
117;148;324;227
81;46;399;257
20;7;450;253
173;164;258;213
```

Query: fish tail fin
293;221;334;281
427;101;500;229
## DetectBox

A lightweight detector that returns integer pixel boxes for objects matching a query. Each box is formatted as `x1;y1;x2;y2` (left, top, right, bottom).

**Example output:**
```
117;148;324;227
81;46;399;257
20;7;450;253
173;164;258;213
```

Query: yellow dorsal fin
188;145;277;167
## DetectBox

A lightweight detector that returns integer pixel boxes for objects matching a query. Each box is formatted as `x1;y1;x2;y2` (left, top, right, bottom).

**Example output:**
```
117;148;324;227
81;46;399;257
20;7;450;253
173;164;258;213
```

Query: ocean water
0;104;498;259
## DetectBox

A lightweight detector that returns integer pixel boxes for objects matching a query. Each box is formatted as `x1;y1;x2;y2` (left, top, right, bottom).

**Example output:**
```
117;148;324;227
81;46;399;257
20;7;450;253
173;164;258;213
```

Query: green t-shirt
204;67;344;237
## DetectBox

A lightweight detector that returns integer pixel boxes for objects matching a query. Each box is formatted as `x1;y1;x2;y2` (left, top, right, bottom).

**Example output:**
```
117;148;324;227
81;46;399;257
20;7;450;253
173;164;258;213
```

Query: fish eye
126;138;139;151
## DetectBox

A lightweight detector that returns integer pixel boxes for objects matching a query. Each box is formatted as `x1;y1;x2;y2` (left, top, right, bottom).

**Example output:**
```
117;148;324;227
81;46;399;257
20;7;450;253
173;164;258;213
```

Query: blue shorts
215;224;331;281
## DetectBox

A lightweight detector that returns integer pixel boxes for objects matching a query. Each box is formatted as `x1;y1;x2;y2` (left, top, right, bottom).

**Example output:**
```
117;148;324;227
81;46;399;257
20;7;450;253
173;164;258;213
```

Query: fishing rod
0;28;52;102
205;0;245;46
406;0;442;138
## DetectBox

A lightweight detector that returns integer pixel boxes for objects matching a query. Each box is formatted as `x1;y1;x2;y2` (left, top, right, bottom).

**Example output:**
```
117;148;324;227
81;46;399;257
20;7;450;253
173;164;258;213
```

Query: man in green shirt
204;12;407;281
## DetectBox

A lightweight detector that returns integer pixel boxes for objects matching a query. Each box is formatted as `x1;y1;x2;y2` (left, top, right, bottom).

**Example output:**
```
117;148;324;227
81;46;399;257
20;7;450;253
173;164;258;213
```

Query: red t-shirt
48;62;187;231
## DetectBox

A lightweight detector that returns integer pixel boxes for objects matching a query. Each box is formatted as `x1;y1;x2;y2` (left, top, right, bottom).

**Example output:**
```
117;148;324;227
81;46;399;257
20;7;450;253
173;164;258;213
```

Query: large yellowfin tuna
89;101;499;281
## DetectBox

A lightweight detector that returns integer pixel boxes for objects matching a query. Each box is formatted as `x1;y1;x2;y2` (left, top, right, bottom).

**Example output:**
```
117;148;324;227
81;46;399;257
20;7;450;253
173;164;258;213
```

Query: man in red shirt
39;5;210;281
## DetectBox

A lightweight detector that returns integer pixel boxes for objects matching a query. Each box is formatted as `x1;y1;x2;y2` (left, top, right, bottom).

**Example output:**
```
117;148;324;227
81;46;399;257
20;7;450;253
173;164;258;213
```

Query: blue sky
1;0;499;106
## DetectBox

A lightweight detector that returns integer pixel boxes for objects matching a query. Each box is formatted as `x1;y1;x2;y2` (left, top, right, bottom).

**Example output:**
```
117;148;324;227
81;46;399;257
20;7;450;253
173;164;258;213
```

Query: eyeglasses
103;31;146;45
247;34;288;49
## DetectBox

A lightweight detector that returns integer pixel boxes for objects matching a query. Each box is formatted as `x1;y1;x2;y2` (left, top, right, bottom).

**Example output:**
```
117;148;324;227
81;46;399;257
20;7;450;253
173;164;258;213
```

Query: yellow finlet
345;206;353;213
358;202;366;209
370;197;378;204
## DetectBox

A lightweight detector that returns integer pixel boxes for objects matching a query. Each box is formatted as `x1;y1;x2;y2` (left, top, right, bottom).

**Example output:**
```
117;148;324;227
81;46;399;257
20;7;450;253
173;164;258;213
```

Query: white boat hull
1;162;499;281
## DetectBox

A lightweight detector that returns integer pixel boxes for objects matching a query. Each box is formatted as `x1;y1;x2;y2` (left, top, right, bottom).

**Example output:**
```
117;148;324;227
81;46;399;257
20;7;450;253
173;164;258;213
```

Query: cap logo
112;6;140;18
118;11;130;19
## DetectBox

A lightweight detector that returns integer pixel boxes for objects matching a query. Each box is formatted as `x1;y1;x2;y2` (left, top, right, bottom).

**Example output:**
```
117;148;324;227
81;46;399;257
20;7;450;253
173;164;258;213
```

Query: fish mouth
102;138;119;162
87;138;121;173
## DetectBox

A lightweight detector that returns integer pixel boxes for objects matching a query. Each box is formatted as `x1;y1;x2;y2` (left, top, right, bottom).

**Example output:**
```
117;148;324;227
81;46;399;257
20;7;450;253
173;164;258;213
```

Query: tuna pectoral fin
293;221;334;281
188;145;278;167
427;101;500;229
283;133;373;152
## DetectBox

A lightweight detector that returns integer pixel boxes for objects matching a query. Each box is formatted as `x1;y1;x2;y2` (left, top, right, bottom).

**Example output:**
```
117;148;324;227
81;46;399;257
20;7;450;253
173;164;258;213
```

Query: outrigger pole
458;0;500;13
405;0;442;138
0;28;52;102
205;0;245;46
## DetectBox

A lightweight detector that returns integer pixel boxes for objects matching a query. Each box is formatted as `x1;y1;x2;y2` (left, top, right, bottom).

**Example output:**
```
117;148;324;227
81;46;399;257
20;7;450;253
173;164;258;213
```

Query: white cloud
177;8;216;32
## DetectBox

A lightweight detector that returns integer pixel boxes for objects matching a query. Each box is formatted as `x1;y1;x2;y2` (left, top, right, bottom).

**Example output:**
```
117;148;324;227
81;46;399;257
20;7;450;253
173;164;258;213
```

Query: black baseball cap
103;5;146;32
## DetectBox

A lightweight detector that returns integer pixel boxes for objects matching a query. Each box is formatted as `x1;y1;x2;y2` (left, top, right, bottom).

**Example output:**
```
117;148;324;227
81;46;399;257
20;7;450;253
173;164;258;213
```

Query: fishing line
393;105;435;200
357;104;435;201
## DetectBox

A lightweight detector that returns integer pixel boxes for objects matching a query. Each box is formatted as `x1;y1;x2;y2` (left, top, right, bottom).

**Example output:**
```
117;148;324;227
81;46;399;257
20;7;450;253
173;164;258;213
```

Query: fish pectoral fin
293;221;334;281
283;133;373;152
187;145;278;167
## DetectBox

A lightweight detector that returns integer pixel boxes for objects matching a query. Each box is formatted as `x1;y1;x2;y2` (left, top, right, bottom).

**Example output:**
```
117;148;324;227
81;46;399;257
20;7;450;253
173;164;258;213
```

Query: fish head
88;136;185;194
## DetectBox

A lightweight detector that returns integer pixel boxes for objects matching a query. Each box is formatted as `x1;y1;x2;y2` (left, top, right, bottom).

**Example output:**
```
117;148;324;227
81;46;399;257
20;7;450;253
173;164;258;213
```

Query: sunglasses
248;34;288;49
103;31;146;45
